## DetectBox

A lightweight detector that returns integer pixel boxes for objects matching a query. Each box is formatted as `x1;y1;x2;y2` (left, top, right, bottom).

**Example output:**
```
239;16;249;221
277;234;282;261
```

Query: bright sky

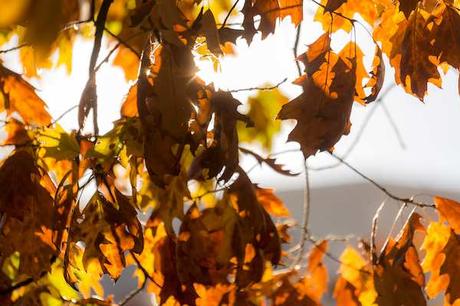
1;9;459;193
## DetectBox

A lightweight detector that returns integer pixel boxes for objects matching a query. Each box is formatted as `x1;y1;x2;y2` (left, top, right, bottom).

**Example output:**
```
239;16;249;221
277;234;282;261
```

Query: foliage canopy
0;0;459;305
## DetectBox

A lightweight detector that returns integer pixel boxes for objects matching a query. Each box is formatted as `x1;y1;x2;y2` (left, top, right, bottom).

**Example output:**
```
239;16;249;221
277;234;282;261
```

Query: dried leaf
278;35;356;158
373;213;426;306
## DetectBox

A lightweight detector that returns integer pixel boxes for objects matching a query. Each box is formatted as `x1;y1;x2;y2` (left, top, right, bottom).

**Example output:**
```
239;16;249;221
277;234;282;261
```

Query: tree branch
221;0;240;29
0;43;29;54
225;77;287;92
330;153;435;208
292;160;310;268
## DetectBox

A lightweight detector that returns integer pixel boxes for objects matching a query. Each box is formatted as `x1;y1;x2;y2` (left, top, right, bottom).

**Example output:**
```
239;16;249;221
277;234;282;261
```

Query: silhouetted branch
0;43;29;54
370;199;386;264
293;23;302;77
226;77;288;92
310;85;397;171
104;27;141;58
292;160;310;267
330;153;435;208
221;0;240;29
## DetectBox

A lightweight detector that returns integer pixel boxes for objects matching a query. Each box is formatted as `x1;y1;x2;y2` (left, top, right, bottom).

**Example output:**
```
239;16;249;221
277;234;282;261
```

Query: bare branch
104;27;141;58
330;153;435;208
225;77;288;92
371;199;386;264
310;85;397;171
78;0;113;135
292;160;311;268
293;23;302;77
221;0;241;29
0;43;29;54
119;279;147;306
379;100;406;149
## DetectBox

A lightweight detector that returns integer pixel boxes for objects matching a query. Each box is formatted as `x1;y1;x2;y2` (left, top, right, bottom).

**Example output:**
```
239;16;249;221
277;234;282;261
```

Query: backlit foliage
0;0;459;305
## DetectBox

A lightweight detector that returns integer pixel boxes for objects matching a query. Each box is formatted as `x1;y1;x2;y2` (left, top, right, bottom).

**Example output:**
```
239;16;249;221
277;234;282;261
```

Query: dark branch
221;0;241;29
226;77;288;92
330;153;435;208
0;43;29;54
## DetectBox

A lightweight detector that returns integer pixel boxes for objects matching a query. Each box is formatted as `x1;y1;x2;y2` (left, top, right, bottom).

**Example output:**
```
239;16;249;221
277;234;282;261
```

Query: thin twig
0;43;29;54
330;153;435;208
307;238;371;275
79;0;113;135
104;27;141;58
221;0;240;29
49;105;79;127
293;23;302;77
0;256;57;296
119;280;147;305
371;198;387;264
379;100;406;149
226;78;288;92
292;160;310;267
309;85;397;171
130;251;162;289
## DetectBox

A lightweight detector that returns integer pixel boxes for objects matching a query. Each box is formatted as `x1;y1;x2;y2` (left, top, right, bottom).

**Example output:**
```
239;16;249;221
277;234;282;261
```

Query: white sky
1;8;459;194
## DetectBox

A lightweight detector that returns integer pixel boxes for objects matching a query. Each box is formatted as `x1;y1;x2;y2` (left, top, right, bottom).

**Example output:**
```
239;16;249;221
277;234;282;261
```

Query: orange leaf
121;84;138;117
434;196;460;234
256;186;290;217
0;65;52;126
113;45;140;81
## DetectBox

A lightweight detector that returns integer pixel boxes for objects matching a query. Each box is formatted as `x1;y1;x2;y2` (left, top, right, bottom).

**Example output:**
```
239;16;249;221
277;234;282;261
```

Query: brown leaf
189;91;252;182
278;35;355;158
198;10;223;56
68;187;143;280
176;203;239;286
226;171;281;286
374;213;426;306
0;151;56;278
325;0;347;12
398;0;420;18
239;147;298;176
365;46;385;104
137;42;197;186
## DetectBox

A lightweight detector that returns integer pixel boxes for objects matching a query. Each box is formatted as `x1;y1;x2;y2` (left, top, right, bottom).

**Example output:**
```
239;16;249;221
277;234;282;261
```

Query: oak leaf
277;35;356;158
0;151;56;279
434;196;460;234
373;213;426;306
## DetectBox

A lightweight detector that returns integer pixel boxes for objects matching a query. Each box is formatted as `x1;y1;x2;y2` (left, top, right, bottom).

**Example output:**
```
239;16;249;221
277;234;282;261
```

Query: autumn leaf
398;0;420;18
113;45;140;81
239;147;298;176
373;213;426;306
255;186;290;217
278;34;356;158
0;0;32;28
434;196;460;234
237;87;289;150
67;187;143;280
0;64;52;126
335;246;376;306
365;46;385;104
121;84;138;117
0;151;56;279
